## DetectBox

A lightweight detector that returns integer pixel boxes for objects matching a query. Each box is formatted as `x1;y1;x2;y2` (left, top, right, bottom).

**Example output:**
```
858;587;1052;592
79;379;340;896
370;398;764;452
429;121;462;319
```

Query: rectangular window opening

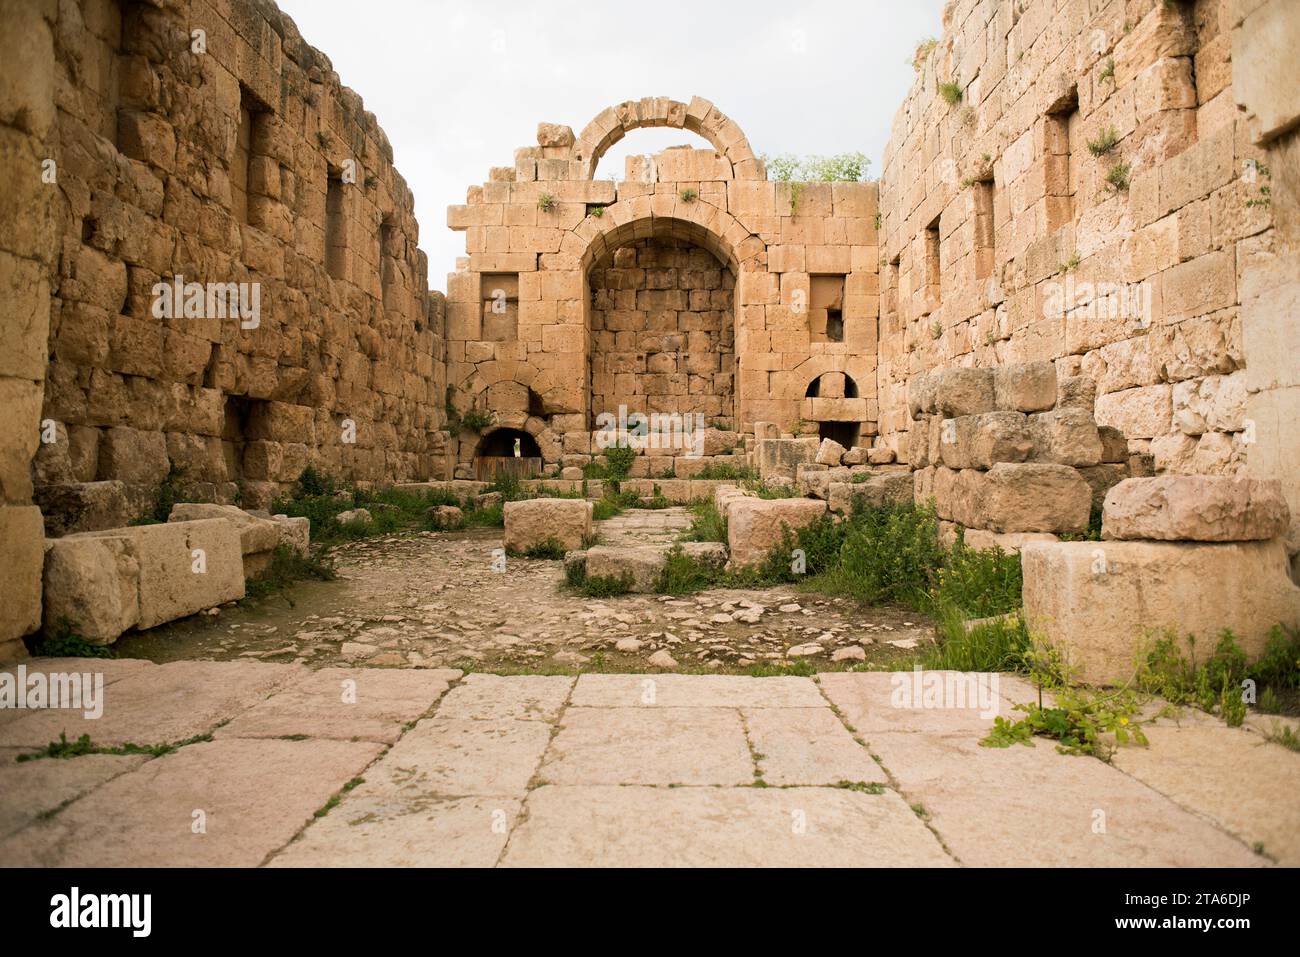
326;167;348;280
810;274;846;344
1045;88;1079;233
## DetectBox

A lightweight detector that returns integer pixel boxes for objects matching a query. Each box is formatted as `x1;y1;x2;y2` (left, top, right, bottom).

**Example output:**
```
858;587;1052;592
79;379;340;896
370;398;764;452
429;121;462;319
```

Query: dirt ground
116;509;935;674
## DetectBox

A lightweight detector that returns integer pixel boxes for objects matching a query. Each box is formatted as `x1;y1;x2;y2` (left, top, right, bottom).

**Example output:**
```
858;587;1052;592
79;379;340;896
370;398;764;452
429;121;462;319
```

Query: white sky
275;0;947;291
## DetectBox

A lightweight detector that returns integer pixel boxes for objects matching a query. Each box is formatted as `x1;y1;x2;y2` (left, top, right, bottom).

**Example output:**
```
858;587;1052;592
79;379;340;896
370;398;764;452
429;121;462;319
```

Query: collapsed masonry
1;0;1299;680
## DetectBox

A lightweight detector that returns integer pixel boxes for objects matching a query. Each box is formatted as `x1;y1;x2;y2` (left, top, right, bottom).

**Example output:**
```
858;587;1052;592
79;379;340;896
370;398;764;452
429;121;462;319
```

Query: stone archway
573;97;765;181
582;216;743;431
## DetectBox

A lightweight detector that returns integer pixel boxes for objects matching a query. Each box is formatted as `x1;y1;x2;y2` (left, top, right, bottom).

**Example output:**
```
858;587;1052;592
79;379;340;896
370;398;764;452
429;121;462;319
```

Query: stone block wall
588;236;735;425
875;0;1264;488
445;96;881;474
29;0;445;525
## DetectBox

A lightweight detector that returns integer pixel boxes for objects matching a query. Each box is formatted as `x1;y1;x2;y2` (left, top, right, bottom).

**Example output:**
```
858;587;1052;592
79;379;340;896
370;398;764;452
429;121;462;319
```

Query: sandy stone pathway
1;659;1297;866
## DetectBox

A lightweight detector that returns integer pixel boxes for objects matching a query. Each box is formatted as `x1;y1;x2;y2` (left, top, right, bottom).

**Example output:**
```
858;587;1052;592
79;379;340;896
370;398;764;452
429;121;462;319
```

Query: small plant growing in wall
911;37;939;71
939;81;963;106
1099;57;1116;84
929;319;943;340
1087;126;1120;156
1244;160;1272;208
316;130;331;150
1060;251;1081;273
1105;161;1131;192
588;204;605;218
537;193;556;212
364;173;379;190
679;188;698;203
873;212;882;231
786;181;805;216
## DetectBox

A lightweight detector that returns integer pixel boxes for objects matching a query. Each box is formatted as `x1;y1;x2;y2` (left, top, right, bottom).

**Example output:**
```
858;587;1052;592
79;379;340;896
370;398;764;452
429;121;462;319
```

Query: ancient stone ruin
2;0;1299;686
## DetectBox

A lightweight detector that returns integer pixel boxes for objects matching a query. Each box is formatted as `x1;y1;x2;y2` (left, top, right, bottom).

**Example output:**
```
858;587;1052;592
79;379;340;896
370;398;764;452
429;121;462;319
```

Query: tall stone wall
30;0;445;527
0;0;58;661
588;236;735;426
877;0;1265;476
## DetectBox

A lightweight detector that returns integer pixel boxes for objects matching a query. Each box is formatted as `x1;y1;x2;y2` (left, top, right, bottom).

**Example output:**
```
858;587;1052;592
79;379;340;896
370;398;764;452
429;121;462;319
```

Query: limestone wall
445;97;881;475
876;0;1267;486
29;0;445;527
588;236;735;425
0;0;58;660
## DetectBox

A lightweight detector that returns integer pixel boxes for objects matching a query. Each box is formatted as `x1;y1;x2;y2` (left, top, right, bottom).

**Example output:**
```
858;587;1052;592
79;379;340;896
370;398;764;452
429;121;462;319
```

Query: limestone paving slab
269;795;522;867
0;738;384;867
1112;721;1300;866
215;667;462;744
865;730;1264;867
571;673;824;708
743;707;885;786
818;670;1017;736
540;706;753;786
0;749;148;840
433;673;573;721
0;657;155;729
366;716;553;797
0;660;303;749
501;785;955;867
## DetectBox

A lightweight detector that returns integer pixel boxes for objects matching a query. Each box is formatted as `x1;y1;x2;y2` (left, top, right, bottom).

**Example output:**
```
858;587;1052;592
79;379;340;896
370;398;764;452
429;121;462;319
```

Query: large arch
583;213;744;430
573;96;764;181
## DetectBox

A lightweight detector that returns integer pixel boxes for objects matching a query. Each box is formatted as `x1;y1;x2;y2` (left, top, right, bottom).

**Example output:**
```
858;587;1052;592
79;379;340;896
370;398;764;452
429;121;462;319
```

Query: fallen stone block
799;467;852;500
1102;476;1290;542
979;463;1092;534
1022;539;1300;685
727;498;828;569
425;505;464;530
503;498;593;553
169;503;281;555
584;543;728;593
33;481;133;537
827;474;915;515
76;518;245;630
815;438;846;466
335;508;372;527
272;515;310;555
42;534;140;643
867;447;897;465
756;437;819;481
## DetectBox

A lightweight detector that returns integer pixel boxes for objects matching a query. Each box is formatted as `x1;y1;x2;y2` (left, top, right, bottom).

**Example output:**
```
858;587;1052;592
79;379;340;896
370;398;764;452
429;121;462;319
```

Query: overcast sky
276;0;946;290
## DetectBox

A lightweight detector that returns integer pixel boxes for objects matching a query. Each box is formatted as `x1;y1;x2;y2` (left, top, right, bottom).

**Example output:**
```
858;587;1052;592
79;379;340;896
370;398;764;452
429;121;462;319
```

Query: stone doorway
475;428;543;481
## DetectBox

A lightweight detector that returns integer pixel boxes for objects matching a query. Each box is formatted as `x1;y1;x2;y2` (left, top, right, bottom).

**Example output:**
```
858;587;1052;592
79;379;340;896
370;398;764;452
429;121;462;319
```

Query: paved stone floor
2;659;1297;867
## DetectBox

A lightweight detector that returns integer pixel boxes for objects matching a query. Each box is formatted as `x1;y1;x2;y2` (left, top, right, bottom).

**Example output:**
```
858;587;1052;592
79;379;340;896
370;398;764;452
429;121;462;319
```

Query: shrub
938;81;963;105
932;539;1023;619
579;572;634;598
1087;125;1120;156
601;444;637;481
810;502;946;608
682;501;727;544
655;545;720;595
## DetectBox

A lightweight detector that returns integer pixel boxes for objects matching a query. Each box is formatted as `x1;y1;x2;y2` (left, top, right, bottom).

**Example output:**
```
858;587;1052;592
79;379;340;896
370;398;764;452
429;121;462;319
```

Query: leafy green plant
1105;161;1131;192
938;81;963;106
654;545;721;595
537;193;556;212
578;572;634;598
600;444;637;481
679;188;698;203
925;610;1030;673
1099;57;1116;84
911;37;938;71
27;620;114;659
982;686;1148;760
1086;126;1119;156
517;537;568;560
681;501;727;545
1060;251;1081;273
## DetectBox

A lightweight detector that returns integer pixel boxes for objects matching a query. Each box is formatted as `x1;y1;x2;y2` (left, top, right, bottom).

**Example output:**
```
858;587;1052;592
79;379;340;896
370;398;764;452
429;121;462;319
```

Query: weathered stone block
979;463;1092;534
1022;539;1300;685
755;437;819;481
931;367;995;417
33;481;133;536
1028;408;1104;467
815;438;846;466
827;473;914;515
993;361;1057;412
583;542;727;592
941;412;1033;469
1103;476;1290;542
727;497;827;568
0;506;43;645
503;498;593;553
42;534;140;643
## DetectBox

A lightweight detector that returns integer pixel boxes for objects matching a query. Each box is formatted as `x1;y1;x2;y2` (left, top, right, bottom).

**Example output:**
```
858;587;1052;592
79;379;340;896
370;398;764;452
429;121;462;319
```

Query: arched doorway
583;216;740;432
475;428;543;482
